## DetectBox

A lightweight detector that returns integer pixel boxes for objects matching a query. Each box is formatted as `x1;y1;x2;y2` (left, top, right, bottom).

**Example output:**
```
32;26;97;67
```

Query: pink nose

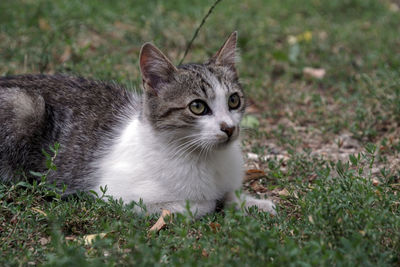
220;122;235;137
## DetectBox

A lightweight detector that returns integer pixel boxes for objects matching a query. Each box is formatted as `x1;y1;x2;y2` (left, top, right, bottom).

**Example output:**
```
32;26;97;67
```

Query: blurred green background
1;0;400;265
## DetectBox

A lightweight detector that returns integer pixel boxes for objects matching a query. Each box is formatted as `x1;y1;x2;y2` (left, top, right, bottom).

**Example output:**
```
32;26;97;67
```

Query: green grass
1;0;400;265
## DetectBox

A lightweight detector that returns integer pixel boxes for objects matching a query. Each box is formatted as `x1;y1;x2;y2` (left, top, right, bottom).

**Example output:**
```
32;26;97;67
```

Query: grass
1;0;400;265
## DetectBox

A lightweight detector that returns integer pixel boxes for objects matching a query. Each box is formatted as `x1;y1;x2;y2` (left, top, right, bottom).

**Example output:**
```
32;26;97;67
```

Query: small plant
29;142;60;181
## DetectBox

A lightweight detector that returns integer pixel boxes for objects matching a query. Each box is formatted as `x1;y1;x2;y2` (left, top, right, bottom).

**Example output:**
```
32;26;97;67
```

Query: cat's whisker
169;140;198;159
163;132;217;158
239;126;258;136
169;137;203;160
239;126;253;133
183;146;200;161
164;133;206;148
205;142;214;160
181;138;205;161
194;138;217;162
162;134;204;155
197;140;208;160
178;144;198;161
163;135;196;147
206;142;214;158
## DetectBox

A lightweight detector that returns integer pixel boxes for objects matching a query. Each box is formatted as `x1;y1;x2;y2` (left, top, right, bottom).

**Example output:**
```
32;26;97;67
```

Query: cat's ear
140;43;178;95
208;31;238;70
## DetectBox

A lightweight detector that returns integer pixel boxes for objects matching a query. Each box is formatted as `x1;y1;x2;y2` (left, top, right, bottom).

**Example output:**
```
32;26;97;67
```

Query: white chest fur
92;117;244;207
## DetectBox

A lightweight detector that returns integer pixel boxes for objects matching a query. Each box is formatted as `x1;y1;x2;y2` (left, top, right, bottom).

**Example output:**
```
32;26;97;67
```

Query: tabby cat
0;32;275;217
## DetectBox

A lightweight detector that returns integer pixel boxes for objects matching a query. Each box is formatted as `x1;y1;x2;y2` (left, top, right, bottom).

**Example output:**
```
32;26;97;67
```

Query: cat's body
0;32;276;217
0;74;137;192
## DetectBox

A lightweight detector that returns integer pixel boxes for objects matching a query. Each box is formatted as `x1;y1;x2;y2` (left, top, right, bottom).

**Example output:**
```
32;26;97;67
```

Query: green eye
189;100;208;115
228;93;240;109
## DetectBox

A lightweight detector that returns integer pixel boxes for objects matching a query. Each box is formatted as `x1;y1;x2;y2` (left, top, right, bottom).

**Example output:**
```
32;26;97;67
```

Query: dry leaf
303;67;326;79
389;3;399;12
60;46;72;63
278;188;290;197
39;237;50;245
38;18;50;31
308;174;318;182
250;181;267;193
209;222;221;233
83;233;107;245
149;209;172;233
245;169;266;182
31;207;47;217
308;215;314;224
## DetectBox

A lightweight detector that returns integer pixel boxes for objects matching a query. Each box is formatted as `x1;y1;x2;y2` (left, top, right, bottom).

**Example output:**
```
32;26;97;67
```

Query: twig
179;0;223;65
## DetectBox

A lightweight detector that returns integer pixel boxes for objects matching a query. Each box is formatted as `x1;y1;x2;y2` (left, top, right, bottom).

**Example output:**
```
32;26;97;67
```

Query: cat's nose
220;122;235;138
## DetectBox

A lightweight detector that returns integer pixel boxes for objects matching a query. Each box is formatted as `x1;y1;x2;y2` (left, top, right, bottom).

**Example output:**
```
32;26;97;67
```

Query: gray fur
0;74;139;193
0;32;244;195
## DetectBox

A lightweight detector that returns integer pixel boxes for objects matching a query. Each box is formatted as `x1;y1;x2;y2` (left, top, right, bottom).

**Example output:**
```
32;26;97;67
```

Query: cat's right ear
139;43;178;95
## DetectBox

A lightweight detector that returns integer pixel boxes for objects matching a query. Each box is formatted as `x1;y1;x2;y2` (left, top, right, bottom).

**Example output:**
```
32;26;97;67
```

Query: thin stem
179;0;223;65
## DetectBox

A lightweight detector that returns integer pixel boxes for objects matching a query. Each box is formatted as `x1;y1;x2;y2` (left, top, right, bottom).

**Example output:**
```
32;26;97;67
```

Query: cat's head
139;32;245;152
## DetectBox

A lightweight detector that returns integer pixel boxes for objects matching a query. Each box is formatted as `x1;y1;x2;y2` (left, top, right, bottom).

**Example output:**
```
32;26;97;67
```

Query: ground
1;0;400;265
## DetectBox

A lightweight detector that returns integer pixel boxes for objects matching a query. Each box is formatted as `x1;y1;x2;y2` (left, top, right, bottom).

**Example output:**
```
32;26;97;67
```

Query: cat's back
0;74;140;130
0;74;136;111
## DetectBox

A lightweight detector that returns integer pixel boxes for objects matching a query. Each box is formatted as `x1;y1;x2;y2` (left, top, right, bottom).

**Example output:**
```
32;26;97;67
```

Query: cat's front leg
224;191;276;215
143;200;217;218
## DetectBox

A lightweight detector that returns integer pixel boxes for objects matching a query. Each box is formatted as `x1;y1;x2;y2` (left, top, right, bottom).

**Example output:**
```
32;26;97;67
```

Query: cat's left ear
208;31;238;71
140;43;178;95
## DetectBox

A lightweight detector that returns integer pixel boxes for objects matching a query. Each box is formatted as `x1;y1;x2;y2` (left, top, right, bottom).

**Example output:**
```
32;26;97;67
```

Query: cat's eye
228;93;240;109
189;100;209;115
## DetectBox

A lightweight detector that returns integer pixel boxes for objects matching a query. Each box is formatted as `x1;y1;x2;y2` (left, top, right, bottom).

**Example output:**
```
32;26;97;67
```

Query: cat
0;32;276;217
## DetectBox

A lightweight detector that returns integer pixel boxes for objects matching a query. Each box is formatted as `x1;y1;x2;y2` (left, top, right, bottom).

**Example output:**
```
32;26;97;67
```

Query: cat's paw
245;198;276;215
